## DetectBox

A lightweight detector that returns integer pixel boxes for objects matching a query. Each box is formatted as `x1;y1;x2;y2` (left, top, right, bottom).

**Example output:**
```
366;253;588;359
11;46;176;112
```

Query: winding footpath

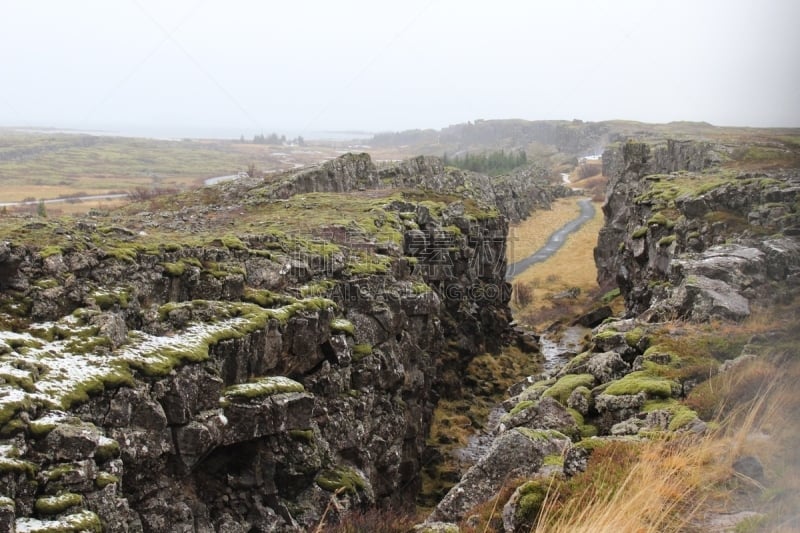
505;197;595;280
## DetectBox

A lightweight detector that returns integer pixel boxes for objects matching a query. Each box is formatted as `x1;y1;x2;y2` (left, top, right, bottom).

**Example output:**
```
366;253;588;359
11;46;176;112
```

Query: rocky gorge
0;127;799;532
421;135;800;531
0;153;568;531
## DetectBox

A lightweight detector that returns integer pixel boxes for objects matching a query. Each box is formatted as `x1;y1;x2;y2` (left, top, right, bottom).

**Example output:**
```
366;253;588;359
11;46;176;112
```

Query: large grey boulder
426;428;570;524
670;274;750;321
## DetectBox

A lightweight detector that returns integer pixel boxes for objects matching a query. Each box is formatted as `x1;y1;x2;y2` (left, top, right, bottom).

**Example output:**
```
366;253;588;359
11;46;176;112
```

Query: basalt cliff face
421;134;800;530
0;154;564;532
595;139;800;319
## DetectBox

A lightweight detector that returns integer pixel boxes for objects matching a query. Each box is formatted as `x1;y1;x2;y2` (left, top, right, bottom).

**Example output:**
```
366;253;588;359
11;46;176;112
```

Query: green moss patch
509;400;535;417
316;466;366;494
0;454;38;477
657;235;676;247
624;327;648;348
643;399;699;431
16;509;102;533
515;479;550;526
543;374;596;405
95;472;119;488
94;437;120;462
0;298;332;426
34;492;83;515
91;288;129;310
242;288;293;308
647;212;675;228
330;318;355;336
604;371;678;399
222;376;304;402
352;344;373;362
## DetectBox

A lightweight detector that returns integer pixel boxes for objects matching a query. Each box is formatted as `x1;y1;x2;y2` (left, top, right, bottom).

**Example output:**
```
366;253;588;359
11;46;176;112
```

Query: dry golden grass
507;198;583;263
510;200;605;328
531;330;800;533
2;197;129;217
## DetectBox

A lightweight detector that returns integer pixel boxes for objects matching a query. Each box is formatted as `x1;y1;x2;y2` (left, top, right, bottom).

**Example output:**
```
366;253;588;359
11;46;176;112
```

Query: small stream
454;325;589;468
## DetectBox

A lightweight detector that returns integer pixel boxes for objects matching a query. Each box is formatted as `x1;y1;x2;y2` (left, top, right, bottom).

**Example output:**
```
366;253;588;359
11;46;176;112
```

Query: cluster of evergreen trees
442;149;527;176
242;133;305;146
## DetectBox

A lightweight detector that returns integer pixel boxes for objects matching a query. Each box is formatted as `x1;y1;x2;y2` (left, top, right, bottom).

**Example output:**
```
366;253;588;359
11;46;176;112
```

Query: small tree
37;200;47;218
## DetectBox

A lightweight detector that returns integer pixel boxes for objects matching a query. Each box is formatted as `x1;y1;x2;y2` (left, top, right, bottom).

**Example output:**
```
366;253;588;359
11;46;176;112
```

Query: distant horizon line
2;117;799;143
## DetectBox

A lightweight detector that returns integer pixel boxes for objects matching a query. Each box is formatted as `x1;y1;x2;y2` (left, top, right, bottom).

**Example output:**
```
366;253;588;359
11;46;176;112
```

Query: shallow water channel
454;325;588;468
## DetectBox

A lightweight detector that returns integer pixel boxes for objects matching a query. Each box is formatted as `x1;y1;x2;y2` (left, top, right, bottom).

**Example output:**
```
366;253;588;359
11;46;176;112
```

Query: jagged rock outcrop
595;139;800;319
426;428;570;524
0;153;526;531
232;152;570;223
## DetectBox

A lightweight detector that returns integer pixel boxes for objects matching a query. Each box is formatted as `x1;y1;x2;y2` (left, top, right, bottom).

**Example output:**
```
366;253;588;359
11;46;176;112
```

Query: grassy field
507;198;583;264
0;130;354;202
509;197;609;328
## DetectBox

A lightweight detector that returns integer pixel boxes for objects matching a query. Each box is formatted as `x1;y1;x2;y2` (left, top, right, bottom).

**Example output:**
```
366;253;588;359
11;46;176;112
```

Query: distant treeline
243;133;305;146
443;149;528;176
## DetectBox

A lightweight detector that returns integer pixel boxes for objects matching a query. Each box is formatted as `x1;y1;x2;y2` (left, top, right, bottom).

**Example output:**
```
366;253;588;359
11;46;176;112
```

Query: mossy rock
222;376;304;402
516;427;569;442
657;235;676;247
647;212;675;228
161;261;186;277
624;327;648;349
288;429;315;443
95;472;119;488
566;407;584;426
604;371;679;399
601;287;621;303
352;343;373;362
316;466;366;494
0;496;14;510
643;399;699;431
0;455;38;477
41;464;79;483
16;509;102;533
300;280;336;298
573;437;612;452
242;288;293;308
94;438;120;462
514;479;551;526
559;352;592;375
330;318;355;336
543;374;596;404
509;400;535;417
412;281;431;294
34;492;83;515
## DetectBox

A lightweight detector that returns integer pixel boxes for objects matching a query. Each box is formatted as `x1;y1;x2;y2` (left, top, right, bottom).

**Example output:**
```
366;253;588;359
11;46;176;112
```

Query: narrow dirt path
505;198;595;280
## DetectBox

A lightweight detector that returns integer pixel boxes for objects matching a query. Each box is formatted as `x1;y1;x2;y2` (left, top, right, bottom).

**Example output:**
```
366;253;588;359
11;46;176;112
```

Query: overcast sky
1;0;798;138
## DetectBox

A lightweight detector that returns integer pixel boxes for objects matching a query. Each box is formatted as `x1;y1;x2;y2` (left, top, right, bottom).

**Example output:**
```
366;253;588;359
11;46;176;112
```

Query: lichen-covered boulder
498;396;579;439
586;351;630;384
426;428;570;524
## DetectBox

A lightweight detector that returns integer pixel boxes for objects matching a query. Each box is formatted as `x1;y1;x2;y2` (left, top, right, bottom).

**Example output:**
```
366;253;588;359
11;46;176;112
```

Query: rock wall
595;139;800;319
0;153;529;531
